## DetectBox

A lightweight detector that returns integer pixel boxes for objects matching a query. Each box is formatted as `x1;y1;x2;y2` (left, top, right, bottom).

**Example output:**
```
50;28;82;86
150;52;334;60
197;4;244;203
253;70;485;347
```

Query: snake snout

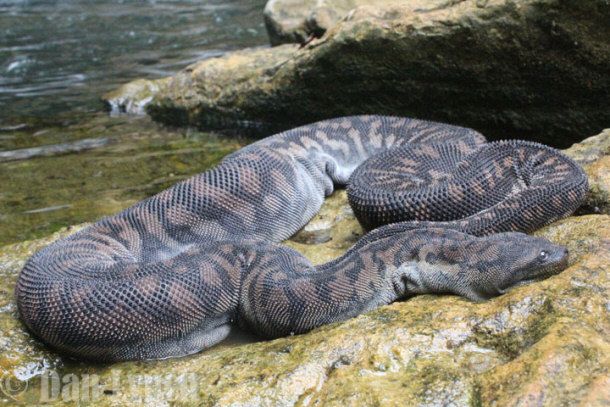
530;243;569;281
555;246;569;270
498;239;570;294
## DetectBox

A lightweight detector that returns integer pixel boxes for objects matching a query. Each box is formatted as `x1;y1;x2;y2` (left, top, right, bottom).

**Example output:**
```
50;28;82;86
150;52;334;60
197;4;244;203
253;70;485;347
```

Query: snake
15;116;588;362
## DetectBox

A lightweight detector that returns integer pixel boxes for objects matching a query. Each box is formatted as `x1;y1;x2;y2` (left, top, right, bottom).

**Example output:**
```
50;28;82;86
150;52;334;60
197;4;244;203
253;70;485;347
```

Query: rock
104;0;610;147
263;0;452;46
134;45;300;130
564;129;610;215
290;190;359;246
1;131;608;405
0;138;110;163
263;0;319;46
103;78;171;116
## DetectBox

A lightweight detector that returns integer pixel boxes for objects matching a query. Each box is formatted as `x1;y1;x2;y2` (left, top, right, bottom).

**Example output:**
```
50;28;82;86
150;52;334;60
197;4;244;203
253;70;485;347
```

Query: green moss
473;298;556;359
0;114;244;246
469;381;483;407
0;127;608;405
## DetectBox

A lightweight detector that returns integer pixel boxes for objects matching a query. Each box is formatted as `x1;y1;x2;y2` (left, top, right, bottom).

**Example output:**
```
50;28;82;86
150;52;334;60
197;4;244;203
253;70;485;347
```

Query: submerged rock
0;138;110;163
0;114;245;247
104;78;171;116
104;0;610;147
0;131;608;405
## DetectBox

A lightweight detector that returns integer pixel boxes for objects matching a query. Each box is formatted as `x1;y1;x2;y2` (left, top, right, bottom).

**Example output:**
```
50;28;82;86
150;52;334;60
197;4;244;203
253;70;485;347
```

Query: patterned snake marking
16;116;588;361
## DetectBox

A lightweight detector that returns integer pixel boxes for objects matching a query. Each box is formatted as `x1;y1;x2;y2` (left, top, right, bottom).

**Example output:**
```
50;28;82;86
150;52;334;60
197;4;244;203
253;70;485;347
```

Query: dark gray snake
15;116;588;361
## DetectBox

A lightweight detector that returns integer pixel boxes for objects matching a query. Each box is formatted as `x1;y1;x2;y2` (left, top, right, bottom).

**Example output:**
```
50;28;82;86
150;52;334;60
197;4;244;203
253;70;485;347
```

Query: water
0;0;269;245
0;0;268;122
0;115;249;245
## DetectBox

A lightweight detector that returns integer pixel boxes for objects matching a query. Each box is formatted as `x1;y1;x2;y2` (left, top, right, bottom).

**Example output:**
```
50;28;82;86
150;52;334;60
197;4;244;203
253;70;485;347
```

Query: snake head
470;233;569;300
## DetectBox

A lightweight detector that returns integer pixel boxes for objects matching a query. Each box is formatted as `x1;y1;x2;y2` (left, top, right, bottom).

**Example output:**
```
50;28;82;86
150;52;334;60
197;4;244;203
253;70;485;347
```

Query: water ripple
0;0;268;120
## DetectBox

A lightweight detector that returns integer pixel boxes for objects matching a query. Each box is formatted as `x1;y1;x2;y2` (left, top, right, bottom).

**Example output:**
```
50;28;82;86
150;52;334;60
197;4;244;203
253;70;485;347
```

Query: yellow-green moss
0;114;244;246
0;131;608;406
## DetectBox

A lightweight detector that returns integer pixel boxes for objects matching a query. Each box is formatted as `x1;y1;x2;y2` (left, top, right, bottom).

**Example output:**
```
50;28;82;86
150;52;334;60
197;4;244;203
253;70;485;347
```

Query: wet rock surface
0;131;608;405
105;0;610;147
0;138;110;163
0;114;245;246
103;78;172;116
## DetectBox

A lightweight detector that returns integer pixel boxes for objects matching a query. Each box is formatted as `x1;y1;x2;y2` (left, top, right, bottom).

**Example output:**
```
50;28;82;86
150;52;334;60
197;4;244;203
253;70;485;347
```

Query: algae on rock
0;114;245;247
105;0;610;147
1;131;609;405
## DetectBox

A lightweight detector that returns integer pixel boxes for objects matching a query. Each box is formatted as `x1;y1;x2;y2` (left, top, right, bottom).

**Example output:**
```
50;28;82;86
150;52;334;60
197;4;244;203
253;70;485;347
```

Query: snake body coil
16;116;588;361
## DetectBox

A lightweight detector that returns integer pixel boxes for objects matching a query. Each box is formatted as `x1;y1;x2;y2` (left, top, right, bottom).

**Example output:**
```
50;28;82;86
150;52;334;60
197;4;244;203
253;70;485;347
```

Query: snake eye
538;250;549;261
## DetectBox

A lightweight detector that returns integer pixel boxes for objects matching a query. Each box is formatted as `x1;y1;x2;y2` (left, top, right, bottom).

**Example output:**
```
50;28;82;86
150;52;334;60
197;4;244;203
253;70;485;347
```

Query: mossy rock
0;131;608;405
263;0;454;46
565;129;610;215
104;0;610;147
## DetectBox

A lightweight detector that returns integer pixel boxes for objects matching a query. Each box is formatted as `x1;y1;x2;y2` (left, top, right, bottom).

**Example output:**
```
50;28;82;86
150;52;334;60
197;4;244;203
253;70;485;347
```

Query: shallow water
0;114;248;246
0;0;268;121
0;0;269;246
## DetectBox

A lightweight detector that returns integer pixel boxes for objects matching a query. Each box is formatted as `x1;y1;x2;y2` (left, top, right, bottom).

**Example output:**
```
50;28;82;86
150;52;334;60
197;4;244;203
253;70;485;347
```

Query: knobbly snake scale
16;116;588;361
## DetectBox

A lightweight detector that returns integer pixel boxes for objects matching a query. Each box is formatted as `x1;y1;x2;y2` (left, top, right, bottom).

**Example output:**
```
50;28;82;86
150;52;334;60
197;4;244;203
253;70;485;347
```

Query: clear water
0;0;268;122
0;0;269;245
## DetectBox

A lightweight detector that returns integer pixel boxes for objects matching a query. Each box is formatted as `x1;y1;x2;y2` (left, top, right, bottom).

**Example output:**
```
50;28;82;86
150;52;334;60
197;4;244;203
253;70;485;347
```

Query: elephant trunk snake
16;116;588;361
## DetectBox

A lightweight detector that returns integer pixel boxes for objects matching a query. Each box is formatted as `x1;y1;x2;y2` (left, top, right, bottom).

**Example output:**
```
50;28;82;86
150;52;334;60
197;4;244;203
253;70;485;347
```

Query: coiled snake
16;116;588;361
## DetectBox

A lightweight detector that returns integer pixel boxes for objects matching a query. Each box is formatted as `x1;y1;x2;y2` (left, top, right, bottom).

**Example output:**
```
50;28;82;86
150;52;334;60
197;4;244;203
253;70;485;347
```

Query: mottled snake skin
16;116;588;361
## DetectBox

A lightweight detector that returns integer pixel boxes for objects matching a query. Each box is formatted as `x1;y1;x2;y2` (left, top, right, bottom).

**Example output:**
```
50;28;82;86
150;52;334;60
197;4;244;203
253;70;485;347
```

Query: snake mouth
499;276;545;294
501;270;560;293
513;276;550;288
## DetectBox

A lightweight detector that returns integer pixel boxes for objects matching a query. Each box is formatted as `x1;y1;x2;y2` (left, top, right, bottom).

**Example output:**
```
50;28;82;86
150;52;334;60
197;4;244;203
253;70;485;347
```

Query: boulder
104;0;610;147
565;129;610;215
0;130;608;405
263;0;452;45
103;78;171;116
